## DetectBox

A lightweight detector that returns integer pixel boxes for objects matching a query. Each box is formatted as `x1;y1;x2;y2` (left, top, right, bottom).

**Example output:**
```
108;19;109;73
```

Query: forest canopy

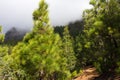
0;0;120;80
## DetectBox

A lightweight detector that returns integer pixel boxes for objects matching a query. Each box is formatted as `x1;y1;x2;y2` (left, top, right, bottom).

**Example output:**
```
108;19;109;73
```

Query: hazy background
0;0;92;33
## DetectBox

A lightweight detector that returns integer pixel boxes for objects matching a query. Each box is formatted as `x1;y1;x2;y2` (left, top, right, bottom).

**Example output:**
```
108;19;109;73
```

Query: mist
0;0;92;33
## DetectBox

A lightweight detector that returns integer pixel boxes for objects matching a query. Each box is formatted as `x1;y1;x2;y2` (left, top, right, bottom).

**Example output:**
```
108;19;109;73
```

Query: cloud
0;0;92;33
46;0;92;26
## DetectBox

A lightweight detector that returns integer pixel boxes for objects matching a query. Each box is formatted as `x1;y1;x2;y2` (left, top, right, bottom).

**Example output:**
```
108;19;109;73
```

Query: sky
0;0;92;33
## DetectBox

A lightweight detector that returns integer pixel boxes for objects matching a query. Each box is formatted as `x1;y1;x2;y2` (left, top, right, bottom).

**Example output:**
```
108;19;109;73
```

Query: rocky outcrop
4;27;28;44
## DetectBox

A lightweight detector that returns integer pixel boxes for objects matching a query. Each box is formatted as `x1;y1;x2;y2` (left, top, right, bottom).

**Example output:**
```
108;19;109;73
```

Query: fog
0;0;92;33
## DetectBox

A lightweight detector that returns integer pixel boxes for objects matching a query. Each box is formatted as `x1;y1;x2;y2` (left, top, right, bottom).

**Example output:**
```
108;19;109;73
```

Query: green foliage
1;0;120;79
74;32;94;69
62;26;76;71
0;26;4;42
89;0;96;5
10;0;71;79
0;26;20;80
82;0;120;72
54;20;84;38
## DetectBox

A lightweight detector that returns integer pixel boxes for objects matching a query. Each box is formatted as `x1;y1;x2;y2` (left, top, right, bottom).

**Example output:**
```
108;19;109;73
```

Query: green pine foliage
82;0;120;72
62;26;76;71
74;32;91;67
0;26;16;80
10;0;71;79
0;26;4;43
1;0;120;79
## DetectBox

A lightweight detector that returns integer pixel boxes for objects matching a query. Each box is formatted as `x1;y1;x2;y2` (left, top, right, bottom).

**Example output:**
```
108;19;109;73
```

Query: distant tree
62;26;76;71
54;20;84;38
54;26;64;37
11;0;71;79
68;20;84;37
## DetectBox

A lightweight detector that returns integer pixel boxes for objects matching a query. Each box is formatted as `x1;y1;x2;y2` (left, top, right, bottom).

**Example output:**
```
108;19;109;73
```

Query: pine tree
11;0;70;79
0;26;7;78
0;26;4;43
62;26;76;71
0;26;15;80
82;0;120;72
74;32;91;68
